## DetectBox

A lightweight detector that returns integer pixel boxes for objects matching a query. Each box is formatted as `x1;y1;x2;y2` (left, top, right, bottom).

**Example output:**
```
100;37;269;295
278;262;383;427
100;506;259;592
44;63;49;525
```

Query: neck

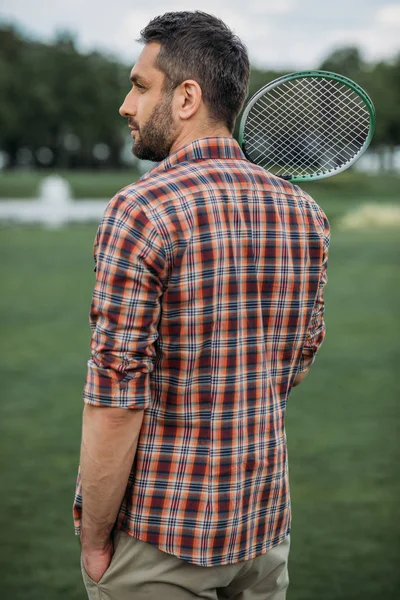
169;123;232;156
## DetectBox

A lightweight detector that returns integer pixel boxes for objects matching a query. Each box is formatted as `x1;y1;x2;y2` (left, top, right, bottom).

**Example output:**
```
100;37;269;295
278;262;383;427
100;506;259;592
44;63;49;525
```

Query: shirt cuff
83;359;152;409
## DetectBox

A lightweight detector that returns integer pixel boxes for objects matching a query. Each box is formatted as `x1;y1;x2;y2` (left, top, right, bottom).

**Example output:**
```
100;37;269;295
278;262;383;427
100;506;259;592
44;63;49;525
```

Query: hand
82;539;114;583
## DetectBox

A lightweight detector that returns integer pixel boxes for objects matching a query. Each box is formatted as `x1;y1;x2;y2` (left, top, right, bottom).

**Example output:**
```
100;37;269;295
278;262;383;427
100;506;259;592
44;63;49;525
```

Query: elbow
293;370;309;387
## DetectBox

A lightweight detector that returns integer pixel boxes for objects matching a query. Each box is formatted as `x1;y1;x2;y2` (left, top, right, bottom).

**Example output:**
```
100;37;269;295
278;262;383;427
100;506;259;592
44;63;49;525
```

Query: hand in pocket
82;540;114;584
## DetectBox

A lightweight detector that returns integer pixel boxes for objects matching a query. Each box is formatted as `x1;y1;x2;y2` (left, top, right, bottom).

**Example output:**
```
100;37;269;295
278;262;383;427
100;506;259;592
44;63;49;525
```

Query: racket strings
243;77;371;177
249;97;364;171
246;85;368;175
248;83;367;172
279;78;369;140
276;81;368;144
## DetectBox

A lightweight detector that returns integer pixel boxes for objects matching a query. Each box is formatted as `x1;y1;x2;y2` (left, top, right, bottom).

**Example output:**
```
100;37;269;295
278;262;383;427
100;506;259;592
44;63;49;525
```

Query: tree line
0;25;399;170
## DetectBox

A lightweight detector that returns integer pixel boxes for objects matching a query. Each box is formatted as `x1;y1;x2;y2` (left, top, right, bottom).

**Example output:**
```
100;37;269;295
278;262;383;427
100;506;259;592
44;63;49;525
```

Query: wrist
81;530;113;554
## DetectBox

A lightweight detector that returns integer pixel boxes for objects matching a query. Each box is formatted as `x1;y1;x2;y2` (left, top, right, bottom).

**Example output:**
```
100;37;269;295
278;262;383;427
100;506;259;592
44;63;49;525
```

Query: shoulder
294;187;329;232
110;169;186;213
96;181;168;257
244;162;330;236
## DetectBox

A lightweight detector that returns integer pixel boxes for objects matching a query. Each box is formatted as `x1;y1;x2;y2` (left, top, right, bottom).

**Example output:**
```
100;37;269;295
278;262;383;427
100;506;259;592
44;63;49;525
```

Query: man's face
120;43;176;162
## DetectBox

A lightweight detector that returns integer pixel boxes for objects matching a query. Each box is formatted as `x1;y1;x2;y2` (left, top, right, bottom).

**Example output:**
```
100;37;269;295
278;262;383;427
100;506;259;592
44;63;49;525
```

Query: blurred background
0;1;399;599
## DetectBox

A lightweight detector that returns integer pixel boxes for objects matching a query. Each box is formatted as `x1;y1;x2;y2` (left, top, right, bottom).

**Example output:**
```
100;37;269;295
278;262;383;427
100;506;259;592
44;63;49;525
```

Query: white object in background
0;175;108;228
339;203;400;230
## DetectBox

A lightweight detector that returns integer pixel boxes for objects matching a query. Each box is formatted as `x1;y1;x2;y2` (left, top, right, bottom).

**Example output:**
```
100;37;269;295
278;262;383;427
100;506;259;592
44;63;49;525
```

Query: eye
134;82;146;92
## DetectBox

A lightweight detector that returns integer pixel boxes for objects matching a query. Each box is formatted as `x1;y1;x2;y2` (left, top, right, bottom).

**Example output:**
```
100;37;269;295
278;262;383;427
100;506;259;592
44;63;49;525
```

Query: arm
295;217;330;385
80;406;143;580
78;194;166;580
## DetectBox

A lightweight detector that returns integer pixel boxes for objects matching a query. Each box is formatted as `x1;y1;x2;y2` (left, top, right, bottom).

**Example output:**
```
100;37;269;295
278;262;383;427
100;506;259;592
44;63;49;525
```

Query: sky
0;0;399;70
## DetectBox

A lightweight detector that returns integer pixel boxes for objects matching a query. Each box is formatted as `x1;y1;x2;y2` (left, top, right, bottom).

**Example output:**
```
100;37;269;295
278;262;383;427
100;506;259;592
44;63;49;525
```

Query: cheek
140;98;157;122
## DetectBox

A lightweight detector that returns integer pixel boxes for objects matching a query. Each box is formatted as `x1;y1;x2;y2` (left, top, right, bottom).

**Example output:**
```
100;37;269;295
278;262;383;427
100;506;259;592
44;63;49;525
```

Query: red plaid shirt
74;137;329;566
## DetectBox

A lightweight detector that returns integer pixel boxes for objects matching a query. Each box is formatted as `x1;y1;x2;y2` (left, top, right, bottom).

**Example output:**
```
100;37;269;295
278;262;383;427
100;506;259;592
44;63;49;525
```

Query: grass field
0;167;399;203
0;179;399;599
0;169;141;199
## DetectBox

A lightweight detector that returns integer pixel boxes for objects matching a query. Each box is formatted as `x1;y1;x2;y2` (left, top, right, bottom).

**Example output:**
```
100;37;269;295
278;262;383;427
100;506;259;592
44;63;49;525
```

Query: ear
174;80;202;121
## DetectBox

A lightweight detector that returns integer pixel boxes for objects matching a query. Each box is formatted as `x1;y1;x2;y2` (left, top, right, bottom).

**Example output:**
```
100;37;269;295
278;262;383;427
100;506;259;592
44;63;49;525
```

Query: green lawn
0;169;141;199
0;168;399;203
0;199;399;598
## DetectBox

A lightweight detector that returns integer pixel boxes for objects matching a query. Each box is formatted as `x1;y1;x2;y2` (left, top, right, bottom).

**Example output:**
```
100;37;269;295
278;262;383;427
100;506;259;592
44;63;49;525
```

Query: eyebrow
130;73;149;86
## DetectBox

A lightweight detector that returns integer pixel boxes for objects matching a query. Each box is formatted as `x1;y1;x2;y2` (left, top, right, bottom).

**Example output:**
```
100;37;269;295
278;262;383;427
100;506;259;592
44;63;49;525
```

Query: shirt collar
140;137;247;180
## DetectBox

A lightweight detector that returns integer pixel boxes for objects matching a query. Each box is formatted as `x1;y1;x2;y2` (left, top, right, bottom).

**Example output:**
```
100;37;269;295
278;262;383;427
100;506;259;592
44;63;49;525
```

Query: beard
132;91;175;162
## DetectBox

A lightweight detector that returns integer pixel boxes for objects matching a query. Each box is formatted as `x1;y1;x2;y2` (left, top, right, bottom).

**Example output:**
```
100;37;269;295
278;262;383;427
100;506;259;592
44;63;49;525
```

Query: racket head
238;70;376;182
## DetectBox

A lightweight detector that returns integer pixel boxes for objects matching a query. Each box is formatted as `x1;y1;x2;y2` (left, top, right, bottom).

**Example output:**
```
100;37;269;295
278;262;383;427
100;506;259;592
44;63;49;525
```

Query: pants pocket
80;529;123;591
81;555;101;587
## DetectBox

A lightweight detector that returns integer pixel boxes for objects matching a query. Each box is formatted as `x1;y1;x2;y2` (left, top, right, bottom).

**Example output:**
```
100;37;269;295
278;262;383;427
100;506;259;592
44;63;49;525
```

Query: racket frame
238;70;376;182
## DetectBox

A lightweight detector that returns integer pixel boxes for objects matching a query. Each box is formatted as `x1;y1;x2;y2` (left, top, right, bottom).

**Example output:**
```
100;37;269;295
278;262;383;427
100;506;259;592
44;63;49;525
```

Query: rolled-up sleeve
297;218;330;374
83;193;167;409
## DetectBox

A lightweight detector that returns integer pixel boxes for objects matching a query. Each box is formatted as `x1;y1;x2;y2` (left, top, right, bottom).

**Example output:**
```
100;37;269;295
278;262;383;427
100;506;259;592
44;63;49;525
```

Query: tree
319;46;364;78
0;26;130;169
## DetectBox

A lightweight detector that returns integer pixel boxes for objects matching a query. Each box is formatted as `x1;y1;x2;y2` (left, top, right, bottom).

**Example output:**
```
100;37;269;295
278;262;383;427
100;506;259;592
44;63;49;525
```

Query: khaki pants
81;530;290;600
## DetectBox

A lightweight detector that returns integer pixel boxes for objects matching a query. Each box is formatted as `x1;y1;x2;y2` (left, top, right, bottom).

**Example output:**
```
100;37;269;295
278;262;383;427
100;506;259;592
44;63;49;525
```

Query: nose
119;91;136;118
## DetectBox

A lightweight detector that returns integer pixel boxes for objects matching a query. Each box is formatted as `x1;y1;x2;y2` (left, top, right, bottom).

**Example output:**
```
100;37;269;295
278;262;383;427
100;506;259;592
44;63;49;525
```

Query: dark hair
139;11;250;132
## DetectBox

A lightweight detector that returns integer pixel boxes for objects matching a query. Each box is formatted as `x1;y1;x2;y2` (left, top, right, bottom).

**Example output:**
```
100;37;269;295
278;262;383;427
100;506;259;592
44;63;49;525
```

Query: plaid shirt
74;137;329;567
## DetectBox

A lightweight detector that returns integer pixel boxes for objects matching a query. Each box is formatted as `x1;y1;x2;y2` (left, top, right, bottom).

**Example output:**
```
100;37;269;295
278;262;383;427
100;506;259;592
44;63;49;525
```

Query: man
74;11;329;600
